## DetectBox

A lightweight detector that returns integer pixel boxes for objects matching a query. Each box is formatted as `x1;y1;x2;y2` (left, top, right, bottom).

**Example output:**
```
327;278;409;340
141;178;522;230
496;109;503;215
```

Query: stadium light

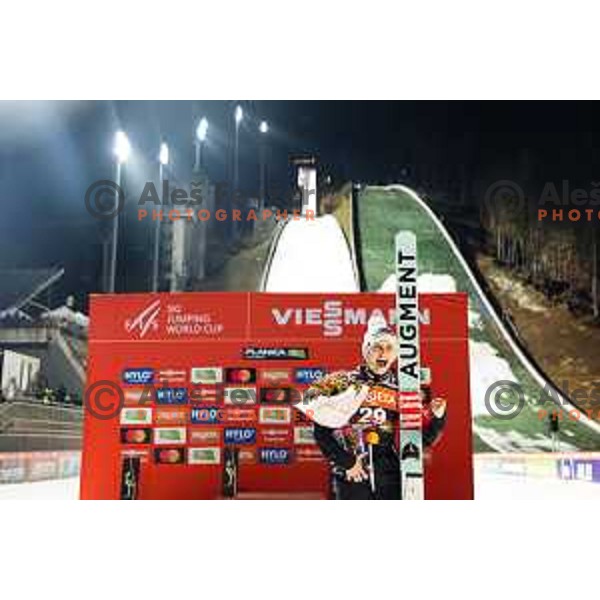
235;105;243;124
196;117;208;142
259;120;268;134
114;130;131;164
159;141;169;166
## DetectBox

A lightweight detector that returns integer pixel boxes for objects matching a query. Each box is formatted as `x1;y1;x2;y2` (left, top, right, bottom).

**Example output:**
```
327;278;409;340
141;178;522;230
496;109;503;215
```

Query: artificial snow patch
469;340;519;417
264;215;358;292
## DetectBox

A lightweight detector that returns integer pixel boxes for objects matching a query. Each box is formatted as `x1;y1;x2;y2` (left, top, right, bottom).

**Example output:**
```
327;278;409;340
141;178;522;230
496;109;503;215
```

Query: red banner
80;292;472;499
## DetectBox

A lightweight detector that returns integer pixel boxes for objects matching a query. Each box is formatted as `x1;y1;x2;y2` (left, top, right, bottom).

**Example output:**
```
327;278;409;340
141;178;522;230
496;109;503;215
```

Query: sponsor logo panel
156;387;188;405
363;385;397;410
120;407;153;425
120;427;152;444
293;426;315;445
225;368;256;384
238;448;257;465
224;387;256;405
260;387;291;403
242;347;309;360
120;448;150;463
154;447;185;464
295;447;324;462
190;406;221;424
294;368;327;384
259;447;292;465
224;427;257;445
188;428;221;444
189;387;219;403
223;408;257;423
122;368;154;385
124;387;154;405
155;407;189;425
259;406;291;424
188;447;221;465
154;427;187;445
190;367;223;385
259;369;292;384
156;368;187;384
259;428;292;444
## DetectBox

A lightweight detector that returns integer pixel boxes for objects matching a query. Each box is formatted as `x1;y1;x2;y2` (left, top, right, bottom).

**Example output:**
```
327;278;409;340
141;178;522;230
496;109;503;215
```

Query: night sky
2;100;600;305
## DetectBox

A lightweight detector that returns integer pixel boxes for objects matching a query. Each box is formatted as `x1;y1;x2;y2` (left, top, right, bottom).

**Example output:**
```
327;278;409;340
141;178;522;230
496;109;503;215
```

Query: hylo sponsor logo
294;368;327;384
224;427;256;445
122;368;154;385
190;406;221;424
156;387;188;405
259;447;291;465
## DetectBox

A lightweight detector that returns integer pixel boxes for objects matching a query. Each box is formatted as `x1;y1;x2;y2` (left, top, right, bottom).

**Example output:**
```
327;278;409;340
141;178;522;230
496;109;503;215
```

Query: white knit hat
362;313;395;359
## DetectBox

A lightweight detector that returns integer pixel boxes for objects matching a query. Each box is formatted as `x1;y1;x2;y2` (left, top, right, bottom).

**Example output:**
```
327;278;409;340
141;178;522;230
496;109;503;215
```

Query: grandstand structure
0;268;84;453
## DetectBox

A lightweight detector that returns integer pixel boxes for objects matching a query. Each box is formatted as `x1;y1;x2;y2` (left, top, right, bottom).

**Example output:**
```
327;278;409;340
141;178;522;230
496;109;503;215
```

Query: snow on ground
474;425;577;453
475;472;600;499
264;215;359;292
487;270;547;313
469;340;519;416
2;471;599;500
0;477;79;500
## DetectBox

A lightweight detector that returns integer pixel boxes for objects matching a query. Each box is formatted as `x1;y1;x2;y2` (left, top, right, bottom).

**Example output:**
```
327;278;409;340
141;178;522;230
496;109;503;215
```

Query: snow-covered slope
262;215;359;292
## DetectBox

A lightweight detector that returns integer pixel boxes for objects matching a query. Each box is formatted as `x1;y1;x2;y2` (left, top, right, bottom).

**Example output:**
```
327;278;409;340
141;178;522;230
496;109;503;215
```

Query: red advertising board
80;292;472;499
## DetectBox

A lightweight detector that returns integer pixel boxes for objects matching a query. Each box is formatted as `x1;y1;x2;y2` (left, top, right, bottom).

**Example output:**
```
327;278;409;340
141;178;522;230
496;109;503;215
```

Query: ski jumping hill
356;184;600;453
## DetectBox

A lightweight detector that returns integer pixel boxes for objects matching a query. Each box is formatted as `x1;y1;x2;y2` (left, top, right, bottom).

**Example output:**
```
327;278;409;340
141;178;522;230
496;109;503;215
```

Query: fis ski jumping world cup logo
125;299;161;338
